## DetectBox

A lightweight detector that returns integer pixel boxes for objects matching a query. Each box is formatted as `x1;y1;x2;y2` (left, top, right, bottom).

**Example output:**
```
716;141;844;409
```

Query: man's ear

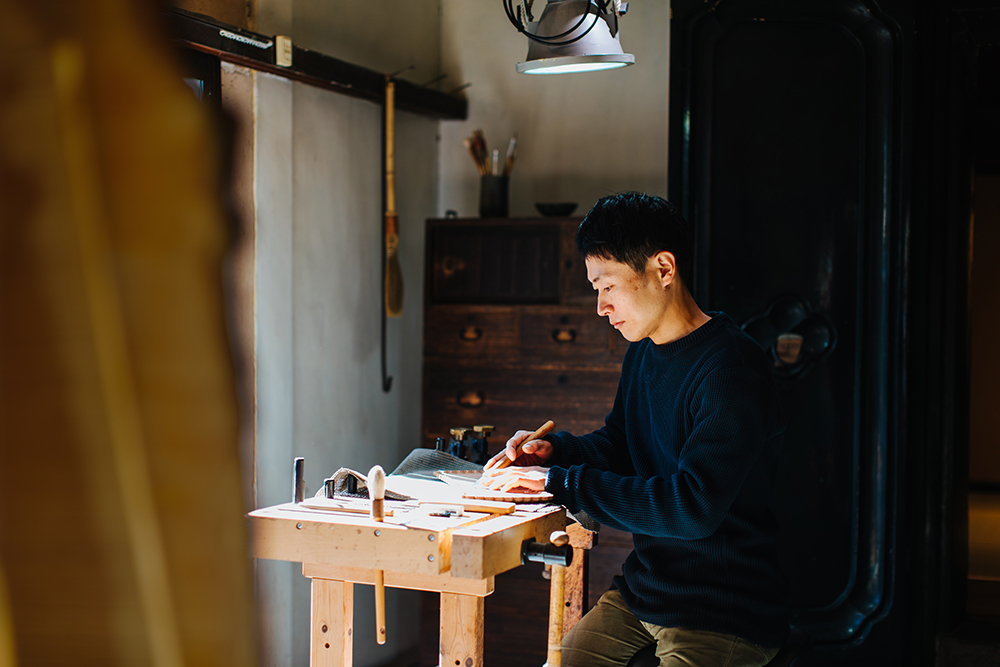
653;251;677;287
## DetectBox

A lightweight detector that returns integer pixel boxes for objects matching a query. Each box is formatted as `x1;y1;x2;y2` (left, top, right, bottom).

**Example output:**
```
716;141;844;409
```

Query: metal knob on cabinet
457;391;485;408
460;325;483;341
552;328;577;344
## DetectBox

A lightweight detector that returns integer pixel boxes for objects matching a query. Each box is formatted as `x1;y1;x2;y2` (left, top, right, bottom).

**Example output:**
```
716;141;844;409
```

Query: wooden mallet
368;465;387;645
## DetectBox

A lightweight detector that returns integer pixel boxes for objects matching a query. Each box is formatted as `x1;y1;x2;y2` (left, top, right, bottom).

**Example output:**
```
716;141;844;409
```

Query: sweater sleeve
546;364;780;539
545;378;635;476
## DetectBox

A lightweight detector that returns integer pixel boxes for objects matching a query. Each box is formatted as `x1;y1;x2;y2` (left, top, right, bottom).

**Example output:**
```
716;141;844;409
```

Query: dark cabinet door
669;0;905;657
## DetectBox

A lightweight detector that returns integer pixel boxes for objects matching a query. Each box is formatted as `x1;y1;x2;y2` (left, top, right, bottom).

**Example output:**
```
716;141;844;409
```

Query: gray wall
247;71;437;667
246;1;441;665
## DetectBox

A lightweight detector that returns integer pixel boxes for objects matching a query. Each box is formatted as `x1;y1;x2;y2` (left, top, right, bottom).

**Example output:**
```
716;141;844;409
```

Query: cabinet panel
426;218;589;305
669;0;903;650
558;219;594;305
422;368;619;452
428;224;561;304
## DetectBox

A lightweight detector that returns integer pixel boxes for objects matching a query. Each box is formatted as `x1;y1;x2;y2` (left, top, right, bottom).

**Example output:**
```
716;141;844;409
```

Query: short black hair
575;191;693;282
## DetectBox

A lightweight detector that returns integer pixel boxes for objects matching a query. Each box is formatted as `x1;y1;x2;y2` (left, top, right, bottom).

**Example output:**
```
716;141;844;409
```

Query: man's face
585;254;673;343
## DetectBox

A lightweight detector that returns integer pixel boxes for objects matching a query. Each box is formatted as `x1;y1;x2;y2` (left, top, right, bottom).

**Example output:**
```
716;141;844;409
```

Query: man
482;192;789;667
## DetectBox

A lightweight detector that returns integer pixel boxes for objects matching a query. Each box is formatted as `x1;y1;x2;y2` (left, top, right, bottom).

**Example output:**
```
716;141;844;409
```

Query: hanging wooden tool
384;77;404;317
368;465;387;644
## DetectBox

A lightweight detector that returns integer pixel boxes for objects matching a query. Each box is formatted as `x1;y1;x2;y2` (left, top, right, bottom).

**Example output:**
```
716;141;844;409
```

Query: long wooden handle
547;561;566;667
486;420;555;471
368;465;387;644
374;570;386;645
385;79;395;216
383;77;403;318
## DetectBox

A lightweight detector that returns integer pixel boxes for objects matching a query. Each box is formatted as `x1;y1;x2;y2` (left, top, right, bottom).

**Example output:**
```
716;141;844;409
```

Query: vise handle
521;532;573;568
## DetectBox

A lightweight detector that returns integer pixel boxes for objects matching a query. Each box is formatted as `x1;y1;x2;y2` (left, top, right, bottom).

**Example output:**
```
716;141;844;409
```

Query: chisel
484;420;555;470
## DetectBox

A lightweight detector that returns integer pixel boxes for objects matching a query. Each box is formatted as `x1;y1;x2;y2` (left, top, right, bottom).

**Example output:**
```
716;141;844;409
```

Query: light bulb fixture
505;0;635;75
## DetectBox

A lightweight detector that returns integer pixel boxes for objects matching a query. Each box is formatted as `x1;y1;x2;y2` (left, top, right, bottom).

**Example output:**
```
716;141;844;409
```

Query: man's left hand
480;466;548;493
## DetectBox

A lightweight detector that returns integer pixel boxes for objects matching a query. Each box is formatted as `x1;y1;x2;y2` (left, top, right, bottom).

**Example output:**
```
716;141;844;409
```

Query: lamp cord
504;0;609;46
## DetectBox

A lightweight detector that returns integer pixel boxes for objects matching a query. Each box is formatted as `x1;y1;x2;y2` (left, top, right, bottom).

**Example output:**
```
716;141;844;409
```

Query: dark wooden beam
165;8;468;120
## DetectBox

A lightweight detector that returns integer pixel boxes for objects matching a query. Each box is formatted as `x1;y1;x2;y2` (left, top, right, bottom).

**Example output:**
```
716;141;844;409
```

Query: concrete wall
243;69;437;667
245;1;441;666
437;1;670;218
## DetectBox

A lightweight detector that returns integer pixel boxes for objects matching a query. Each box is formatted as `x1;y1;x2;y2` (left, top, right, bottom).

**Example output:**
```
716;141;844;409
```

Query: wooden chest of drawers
419;217;632;667
422;217;626;454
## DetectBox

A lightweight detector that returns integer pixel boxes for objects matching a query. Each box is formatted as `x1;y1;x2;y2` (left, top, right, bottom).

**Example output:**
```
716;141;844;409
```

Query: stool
624;625;811;667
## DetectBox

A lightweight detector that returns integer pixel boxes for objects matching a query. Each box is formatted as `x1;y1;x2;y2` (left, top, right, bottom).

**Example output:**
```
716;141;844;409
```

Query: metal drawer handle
460;326;483;342
440;256;466;277
552;328;577;344
457;391;485;408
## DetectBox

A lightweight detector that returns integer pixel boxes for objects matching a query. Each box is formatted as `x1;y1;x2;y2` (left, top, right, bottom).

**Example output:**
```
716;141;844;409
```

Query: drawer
422;368;620;453
423;307;520;364
519;309;624;367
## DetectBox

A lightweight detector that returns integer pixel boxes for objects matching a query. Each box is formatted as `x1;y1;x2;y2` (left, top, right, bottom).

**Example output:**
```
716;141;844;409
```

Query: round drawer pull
552;328;577;344
460;326;483;342
457;391;485;408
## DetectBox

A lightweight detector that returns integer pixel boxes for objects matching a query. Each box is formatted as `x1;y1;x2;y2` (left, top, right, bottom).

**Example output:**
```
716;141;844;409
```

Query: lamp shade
516;0;634;74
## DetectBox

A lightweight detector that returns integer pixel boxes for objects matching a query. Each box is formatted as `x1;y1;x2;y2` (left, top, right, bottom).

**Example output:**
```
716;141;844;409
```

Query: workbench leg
439;592;484;667
310;578;353;667
547;563;566;667
562;545;588;636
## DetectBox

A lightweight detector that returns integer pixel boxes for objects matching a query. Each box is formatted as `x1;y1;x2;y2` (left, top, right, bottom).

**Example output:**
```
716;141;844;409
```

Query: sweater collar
646;311;728;356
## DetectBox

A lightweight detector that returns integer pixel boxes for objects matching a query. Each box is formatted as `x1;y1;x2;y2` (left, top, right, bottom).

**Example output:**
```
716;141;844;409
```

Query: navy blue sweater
545;313;789;647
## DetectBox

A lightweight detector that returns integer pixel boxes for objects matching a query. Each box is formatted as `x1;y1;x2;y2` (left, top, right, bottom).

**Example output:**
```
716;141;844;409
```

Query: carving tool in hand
484;420;555;471
368;465;387;644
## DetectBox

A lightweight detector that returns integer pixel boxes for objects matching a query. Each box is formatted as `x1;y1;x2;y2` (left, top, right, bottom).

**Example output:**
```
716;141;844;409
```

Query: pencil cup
479;175;509;218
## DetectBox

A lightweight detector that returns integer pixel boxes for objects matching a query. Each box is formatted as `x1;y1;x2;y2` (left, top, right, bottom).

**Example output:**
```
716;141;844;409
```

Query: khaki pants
561;590;780;667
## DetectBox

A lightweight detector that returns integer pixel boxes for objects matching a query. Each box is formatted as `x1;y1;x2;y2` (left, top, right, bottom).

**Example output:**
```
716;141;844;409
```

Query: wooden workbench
248;501;567;667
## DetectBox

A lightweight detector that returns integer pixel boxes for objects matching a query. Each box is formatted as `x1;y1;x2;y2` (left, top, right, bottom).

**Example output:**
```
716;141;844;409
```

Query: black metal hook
421;73;448;87
387;64;416;80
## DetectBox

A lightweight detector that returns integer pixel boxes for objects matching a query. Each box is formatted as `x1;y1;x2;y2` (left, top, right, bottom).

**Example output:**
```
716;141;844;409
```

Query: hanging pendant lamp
507;0;635;75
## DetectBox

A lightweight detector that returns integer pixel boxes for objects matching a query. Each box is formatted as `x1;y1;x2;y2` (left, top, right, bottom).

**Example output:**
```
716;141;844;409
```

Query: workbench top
248;501;566;581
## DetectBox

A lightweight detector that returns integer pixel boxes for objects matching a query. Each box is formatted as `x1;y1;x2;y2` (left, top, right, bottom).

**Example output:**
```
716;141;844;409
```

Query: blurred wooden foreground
0;1;256;665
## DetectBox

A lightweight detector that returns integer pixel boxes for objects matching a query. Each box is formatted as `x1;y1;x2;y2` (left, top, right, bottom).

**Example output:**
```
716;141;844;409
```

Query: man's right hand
484;429;554;469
